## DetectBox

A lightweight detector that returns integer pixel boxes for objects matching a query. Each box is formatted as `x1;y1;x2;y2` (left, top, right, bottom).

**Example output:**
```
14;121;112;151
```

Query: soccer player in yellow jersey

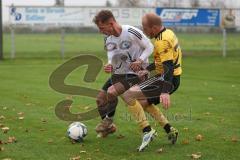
122;13;182;151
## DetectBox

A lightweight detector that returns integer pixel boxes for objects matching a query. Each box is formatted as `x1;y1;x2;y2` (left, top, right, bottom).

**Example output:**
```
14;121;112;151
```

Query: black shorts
102;77;113;92
102;74;141;92
139;75;180;105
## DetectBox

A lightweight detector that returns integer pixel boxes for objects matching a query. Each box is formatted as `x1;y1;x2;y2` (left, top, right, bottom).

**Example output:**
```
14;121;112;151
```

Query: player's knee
138;100;149;109
96;91;107;107
107;86;118;102
122;91;133;105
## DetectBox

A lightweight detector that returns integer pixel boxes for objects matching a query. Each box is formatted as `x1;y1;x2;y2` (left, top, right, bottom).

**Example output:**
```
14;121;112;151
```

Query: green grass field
0;33;240;160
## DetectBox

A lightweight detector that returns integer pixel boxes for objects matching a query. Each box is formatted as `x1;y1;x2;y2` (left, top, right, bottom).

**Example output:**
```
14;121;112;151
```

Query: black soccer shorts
139;75;180;105
102;74;141;92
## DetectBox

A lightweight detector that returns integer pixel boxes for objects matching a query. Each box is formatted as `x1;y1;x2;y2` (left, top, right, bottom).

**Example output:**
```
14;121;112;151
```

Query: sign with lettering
156;8;220;27
9;6;154;27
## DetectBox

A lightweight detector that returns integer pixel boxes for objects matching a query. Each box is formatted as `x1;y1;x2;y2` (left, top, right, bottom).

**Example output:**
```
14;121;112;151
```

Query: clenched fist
104;64;113;73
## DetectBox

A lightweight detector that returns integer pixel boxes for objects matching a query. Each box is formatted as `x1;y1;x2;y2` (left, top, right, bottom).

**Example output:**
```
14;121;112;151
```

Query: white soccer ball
67;122;87;142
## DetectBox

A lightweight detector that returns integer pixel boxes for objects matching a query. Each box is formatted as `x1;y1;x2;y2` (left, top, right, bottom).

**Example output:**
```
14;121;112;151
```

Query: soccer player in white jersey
93;10;157;151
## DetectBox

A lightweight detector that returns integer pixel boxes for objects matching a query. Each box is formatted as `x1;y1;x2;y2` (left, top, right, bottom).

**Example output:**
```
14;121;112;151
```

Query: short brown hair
93;10;116;25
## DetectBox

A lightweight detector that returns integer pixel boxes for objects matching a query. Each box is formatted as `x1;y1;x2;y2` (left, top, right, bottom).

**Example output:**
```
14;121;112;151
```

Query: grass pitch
0;33;240;160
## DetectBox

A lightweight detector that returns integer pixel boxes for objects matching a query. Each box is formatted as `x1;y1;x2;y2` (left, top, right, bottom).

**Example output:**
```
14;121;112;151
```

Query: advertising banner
156;8;220;27
9;6;154;27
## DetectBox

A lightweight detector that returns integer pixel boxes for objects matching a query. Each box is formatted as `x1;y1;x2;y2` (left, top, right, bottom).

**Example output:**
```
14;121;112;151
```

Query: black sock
107;110;115;118
97;105;108;120
164;123;171;133
143;125;151;133
107;98;118;118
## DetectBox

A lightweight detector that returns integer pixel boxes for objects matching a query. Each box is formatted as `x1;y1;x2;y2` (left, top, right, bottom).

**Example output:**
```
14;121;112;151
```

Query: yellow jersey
153;28;182;76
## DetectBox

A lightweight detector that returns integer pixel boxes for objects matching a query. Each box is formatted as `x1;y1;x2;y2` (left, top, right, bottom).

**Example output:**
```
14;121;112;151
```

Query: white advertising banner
9;6;154;27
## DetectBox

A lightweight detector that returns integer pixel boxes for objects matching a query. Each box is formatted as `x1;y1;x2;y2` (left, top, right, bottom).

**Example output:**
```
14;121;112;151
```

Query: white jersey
104;25;154;74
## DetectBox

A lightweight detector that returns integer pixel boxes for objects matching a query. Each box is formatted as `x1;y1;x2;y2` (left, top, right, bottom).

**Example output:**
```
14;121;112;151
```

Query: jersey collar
154;27;166;39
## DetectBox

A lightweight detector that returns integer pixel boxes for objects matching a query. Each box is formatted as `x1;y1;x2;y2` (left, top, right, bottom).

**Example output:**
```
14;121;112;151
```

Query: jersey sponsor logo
105;42;117;51
119;41;132;50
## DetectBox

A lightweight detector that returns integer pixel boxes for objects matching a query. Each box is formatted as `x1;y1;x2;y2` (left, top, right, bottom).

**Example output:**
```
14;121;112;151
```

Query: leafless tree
106;0;113;7
55;0;64;6
191;0;200;8
118;0;141;7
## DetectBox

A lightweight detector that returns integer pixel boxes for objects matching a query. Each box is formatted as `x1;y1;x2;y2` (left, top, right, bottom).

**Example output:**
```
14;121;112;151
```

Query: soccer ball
67;122;87;142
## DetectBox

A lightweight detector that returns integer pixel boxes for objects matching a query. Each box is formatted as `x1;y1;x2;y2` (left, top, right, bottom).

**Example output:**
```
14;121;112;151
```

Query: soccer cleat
168;127;178;144
95;117;117;138
138;129;157;152
96;124;117;138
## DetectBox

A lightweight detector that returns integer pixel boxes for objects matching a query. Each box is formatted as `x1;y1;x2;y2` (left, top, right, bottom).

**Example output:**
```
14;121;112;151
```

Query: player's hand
104;64;113;73
137;70;149;81
160;93;170;109
130;59;143;72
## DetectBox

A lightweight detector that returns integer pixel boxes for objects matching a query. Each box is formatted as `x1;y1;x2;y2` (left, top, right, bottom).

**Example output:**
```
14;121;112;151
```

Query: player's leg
138;96;177;144
122;85;156;152
142;75;181;144
143;100;178;144
107;74;141;103
97;74;142;138
107;82;126;103
165;75;180;144
96;78;118;119
96;90;108;119
95;78;118;137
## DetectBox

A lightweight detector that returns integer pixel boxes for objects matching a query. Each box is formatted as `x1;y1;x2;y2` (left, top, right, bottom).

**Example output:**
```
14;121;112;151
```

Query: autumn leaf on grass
183;127;189;131
182;139;190;145
219;118;225;123
203;112;210;116
190;152;202;159
17;112;24;116
18;117;24;120
39;128;46;132
117;134;125;139
2;127;10;133
70;156;80;160
156;148;163;154
195;134;203;141
0;115;6;120
80;150;86;154
187;152;202;159
207;97;213;101
0;146;4;151
41;118;47;123
26;103;32;106
0;123;4;128
7;136;17;143
231;136;238;143
48;139;53;144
